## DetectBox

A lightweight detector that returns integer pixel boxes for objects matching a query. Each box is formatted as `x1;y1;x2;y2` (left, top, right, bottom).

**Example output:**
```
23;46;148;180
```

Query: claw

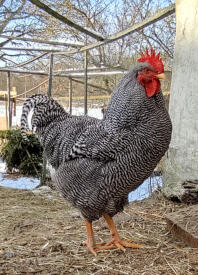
84;241;97;256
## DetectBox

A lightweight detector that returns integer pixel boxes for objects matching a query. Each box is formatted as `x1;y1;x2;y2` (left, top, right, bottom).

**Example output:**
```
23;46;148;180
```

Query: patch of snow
64;107;103;119
128;176;162;202
0;173;40;190
0;105;103;128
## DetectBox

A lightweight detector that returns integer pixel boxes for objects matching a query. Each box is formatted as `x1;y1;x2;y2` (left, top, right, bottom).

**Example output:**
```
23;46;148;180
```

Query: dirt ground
0;186;198;275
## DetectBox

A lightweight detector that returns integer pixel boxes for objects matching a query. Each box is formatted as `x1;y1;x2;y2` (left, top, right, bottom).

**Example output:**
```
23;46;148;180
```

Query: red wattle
145;79;161;97
137;75;161;97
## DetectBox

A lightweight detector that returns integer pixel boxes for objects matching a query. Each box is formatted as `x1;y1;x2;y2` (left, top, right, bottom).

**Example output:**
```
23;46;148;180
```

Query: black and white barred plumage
20;62;172;222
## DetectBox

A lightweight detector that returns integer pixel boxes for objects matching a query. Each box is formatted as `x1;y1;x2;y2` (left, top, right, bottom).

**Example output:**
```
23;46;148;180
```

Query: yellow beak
156;73;166;79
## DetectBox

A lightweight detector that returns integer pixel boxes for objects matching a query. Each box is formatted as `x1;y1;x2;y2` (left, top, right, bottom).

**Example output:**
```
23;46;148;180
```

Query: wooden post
12;87;16;119
25;76;27;98
48;53;54;96
4;94;8;129
69;77;72;114
7;71;11;128
41;53;54;185
84;50;88;115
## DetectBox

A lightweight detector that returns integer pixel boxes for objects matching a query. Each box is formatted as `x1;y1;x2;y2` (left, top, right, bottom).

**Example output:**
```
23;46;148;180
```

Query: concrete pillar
162;0;198;202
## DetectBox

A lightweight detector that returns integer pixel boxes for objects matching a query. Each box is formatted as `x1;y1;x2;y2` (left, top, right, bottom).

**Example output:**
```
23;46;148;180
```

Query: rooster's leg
84;219;114;255
100;214;141;251
84;219;98;256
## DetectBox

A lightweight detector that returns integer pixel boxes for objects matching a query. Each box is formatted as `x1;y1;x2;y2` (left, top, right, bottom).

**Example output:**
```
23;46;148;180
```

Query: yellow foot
84;239;141;255
103;215;141;252
105;238;141;251
84;241;107;256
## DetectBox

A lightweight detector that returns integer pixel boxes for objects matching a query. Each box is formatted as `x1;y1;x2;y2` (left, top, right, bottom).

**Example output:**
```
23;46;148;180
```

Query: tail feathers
20;94;68;140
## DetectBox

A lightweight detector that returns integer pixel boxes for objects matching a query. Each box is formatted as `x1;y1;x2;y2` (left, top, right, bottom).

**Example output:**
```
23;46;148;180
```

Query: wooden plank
28;0;104;41
13;79;48;99
14;91;170;103
0;90;17;96
66;70;124;77
54;65;122;73
0;68;126;77
0;69;48;76
54;95;110;101
7;53;48;68
72;78;111;93
0;46;69;52
0;34;83;48
166;205;198;248
55;5;175;56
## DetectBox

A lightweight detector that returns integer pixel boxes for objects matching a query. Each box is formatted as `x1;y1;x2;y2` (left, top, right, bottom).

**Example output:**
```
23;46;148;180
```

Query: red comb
138;49;164;73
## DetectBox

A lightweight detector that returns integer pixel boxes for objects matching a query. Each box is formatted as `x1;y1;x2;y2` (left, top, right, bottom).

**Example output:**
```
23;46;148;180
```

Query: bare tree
0;0;47;66
0;0;176;96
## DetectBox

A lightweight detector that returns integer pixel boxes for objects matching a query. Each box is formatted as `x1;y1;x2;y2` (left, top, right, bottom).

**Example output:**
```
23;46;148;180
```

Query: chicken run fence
0;4;175;183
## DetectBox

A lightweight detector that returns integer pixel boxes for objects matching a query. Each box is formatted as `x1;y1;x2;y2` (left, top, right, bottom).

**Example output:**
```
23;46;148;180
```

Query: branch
0;32;28;47
152;29;174;58
4;52;48;69
0;0;26;33
14;78;48;98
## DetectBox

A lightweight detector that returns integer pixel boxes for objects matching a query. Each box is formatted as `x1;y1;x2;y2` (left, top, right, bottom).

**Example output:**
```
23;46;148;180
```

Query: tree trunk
162;0;198;203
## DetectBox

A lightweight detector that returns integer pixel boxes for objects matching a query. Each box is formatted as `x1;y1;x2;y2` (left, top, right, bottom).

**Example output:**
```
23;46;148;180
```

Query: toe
89;246;97;257
121;240;141;248
115;242;126;251
95;244;115;251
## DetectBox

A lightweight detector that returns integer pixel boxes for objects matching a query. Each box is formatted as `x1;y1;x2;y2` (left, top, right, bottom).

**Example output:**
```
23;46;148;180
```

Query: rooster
20;49;172;256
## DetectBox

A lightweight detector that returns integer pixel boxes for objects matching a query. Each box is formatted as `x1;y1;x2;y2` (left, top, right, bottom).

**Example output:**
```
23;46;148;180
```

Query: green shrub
0;129;43;177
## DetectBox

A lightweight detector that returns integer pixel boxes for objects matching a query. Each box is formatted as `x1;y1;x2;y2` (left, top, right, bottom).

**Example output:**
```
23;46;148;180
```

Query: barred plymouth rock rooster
20;49;172;256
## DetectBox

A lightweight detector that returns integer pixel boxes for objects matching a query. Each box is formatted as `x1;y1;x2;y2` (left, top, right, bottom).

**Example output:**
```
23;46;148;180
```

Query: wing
69;125;132;162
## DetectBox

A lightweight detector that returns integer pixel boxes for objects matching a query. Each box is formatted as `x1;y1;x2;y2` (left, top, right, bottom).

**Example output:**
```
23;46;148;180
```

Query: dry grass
0;186;198;275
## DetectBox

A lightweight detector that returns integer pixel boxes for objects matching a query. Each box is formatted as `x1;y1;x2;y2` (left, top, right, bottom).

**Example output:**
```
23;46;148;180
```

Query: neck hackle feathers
138;49;164;73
